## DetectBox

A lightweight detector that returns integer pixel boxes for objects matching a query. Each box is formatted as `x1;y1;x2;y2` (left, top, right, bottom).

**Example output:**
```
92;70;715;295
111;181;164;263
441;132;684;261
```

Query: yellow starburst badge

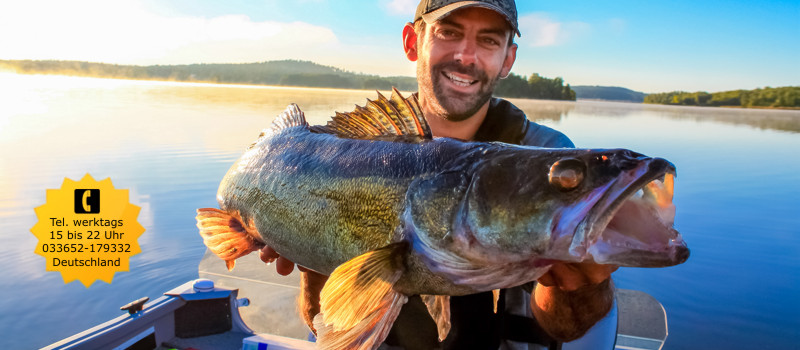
31;174;145;287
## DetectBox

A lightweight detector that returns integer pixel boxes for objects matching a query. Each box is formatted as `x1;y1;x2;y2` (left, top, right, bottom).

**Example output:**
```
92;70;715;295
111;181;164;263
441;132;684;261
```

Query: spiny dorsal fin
389;87;429;136
311;88;431;141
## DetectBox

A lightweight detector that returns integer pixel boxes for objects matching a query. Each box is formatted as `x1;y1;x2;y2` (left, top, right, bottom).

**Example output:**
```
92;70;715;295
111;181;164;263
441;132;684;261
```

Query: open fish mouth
581;158;689;267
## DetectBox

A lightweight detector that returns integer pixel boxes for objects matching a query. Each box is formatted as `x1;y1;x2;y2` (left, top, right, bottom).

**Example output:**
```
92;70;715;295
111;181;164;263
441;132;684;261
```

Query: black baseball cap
414;0;521;37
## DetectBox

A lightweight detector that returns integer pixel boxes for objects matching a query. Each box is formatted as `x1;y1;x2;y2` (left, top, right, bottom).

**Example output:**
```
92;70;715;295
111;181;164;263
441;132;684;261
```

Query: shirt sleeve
520;121;575;148
481;98;575;149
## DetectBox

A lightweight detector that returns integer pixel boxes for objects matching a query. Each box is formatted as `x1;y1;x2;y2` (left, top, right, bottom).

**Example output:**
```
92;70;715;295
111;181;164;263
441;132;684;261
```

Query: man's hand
259;245;328;331
259;245;306;275
531;262;618;341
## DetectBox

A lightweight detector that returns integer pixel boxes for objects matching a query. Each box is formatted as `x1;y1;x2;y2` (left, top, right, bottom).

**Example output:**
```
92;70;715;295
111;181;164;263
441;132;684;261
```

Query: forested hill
1;59;582;101
0;59;419;91
644;87;800;108
4;60;795;107
572;86;646;102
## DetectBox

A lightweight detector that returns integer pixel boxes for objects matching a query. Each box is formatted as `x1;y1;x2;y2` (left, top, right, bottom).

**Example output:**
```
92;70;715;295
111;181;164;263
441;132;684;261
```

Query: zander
196;89;689;350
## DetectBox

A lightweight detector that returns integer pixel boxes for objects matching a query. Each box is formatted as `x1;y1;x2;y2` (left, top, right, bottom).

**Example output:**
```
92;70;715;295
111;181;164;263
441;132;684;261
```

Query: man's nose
453;38;477;66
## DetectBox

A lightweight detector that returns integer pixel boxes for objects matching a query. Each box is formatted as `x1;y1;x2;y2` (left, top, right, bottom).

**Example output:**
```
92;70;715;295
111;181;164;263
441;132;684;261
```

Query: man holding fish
260;0;618;348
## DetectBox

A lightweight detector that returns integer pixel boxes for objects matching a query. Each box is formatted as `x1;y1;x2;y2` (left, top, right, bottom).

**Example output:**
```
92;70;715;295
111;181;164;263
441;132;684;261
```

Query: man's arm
531;263;617;341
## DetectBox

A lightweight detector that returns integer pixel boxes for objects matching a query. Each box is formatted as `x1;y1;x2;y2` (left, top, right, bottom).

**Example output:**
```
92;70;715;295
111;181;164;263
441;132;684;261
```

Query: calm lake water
1;73;799;349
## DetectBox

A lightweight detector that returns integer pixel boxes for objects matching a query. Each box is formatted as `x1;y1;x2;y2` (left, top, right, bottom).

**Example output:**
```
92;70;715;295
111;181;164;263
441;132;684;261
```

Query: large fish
196;89;689;349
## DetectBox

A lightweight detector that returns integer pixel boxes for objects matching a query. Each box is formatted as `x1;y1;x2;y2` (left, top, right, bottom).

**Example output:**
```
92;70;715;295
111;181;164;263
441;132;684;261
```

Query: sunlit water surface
1;74;798;349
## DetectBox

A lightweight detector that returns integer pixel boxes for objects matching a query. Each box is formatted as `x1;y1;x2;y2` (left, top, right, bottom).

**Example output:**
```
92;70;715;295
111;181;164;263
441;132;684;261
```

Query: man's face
416;7;517;121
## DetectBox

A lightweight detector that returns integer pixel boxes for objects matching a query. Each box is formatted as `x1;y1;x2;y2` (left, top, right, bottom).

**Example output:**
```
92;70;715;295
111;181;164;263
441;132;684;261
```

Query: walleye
196;89;689;349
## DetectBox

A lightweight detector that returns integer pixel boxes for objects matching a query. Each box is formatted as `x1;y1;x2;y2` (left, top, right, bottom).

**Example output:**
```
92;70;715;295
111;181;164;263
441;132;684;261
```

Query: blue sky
1;0;797;93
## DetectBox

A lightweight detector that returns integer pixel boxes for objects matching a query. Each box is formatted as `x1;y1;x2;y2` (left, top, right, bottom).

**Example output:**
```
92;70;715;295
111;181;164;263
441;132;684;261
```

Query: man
261;0;618;348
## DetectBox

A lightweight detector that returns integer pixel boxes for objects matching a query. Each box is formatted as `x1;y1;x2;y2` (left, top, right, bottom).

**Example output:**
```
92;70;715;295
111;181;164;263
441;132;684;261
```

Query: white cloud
0;0;338;65
517;13;590;47
382;0;418;17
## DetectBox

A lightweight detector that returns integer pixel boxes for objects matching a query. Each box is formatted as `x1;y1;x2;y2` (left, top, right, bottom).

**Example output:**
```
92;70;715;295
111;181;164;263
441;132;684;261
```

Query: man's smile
421;60;497;121
444;71;478;87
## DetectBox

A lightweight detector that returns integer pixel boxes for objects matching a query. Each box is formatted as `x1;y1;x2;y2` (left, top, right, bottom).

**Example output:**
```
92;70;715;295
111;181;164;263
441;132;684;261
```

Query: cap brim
420;1;520;37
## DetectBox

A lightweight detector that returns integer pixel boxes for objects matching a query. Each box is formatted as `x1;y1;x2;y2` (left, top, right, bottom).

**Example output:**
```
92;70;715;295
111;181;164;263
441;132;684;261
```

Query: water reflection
1;74;799;350
640;103;800;133
509;97;800;134
506;98;576;122
137;82;408;126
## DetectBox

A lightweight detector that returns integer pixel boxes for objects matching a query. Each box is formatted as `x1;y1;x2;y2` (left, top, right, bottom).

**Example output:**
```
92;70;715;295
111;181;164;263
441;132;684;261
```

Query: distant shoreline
718;105;800;111
0;69;409;94
2;59;798;109
7;69;799;111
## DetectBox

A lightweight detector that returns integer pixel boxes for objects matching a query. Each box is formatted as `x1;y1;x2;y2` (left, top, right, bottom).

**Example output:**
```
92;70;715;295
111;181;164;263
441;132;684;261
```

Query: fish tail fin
195;208;265;271
313;242;409;350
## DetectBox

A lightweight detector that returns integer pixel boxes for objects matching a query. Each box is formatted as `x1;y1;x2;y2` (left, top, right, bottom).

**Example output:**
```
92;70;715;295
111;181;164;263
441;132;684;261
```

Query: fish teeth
638;176;676;225
643;178;671;207
664;173;674;201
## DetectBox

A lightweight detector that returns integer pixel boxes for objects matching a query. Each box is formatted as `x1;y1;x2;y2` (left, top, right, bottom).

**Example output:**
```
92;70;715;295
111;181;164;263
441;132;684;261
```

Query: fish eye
549;158;586;191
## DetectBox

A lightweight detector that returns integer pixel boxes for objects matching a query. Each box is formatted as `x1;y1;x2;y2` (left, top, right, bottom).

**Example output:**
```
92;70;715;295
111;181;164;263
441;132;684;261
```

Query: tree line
1;59;578;101
0;59;418;91
571;85;645;102
644;87;800;108
494;72;576;100
5;60;794;107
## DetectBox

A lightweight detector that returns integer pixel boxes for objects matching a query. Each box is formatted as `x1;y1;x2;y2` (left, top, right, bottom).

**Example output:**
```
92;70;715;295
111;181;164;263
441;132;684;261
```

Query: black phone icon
74;189;100;214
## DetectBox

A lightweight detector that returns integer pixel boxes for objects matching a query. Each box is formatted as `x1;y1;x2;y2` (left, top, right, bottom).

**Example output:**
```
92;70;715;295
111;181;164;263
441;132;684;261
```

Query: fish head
573;149;689;267
454;146;688;268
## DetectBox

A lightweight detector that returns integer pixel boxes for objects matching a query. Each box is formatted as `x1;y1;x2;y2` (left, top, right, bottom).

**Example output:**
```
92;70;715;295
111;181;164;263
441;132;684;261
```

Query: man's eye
438;30;458;38
482;37;500;46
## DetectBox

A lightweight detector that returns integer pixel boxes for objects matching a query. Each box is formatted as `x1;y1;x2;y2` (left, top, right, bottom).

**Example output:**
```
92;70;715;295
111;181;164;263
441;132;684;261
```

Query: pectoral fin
313;242;409;350
195;208;265;270
421;295;451;341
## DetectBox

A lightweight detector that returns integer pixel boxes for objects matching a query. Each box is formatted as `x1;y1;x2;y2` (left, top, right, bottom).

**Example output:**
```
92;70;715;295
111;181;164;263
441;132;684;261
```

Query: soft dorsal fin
261;103;309;137
311;88;432;141
272;103;309;130
248;104;309;149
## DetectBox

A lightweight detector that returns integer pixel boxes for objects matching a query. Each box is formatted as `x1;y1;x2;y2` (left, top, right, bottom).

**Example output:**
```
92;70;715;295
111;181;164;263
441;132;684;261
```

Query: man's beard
418;60;501;122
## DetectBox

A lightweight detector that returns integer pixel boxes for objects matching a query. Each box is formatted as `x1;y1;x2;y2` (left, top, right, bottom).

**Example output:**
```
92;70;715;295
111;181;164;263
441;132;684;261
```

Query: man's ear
500;43;518;78
403;22;418;62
